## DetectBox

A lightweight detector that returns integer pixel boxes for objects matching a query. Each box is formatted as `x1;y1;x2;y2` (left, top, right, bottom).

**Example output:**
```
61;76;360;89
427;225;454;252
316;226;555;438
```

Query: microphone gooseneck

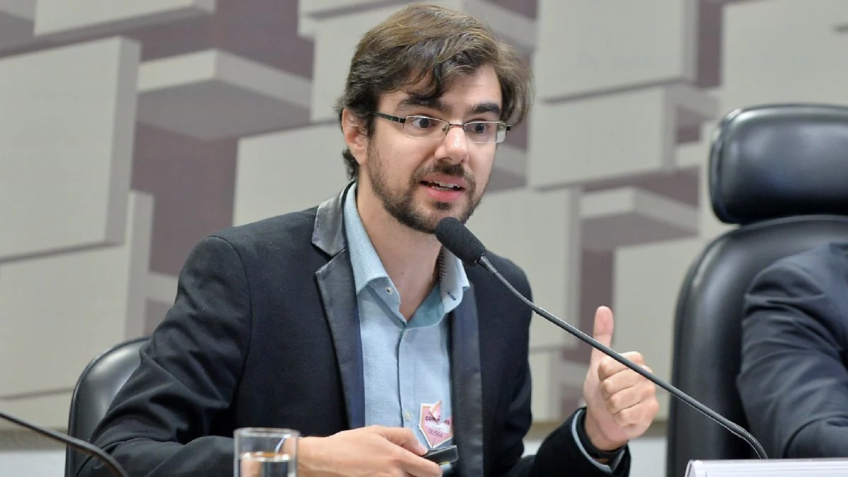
0;409;130;477
435;217;768;461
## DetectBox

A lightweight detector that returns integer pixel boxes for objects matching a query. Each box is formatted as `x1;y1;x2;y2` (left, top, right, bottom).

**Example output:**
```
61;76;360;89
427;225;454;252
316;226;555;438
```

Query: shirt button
404;411;413;422
386;287;393;294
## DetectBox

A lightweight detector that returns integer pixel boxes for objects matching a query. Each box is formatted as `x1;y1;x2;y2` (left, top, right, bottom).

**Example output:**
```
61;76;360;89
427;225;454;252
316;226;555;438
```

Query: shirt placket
398;326;418;434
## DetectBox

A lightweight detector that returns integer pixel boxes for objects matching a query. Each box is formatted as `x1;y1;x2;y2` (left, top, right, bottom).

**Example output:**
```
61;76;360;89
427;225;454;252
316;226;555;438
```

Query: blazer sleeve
498;372;631;477
79;236;253;477
738;256;848;458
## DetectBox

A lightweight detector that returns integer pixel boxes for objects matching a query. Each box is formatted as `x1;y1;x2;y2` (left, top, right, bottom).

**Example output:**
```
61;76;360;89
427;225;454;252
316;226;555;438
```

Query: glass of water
234;428;299;477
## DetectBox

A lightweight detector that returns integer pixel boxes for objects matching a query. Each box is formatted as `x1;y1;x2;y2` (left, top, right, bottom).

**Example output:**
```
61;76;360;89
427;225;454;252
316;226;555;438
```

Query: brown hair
335;3;534;180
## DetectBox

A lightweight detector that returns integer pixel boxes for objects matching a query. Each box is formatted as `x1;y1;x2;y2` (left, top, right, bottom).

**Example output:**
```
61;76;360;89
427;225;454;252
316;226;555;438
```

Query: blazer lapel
313;182;365;429
316;250;365;429
450;286;484;477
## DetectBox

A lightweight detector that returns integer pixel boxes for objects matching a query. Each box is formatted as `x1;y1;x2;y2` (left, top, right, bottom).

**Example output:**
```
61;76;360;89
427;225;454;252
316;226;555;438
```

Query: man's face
357;64;501;234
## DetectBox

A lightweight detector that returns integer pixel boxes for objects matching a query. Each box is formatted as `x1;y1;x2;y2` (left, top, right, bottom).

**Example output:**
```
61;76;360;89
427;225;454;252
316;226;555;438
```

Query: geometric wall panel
535;0;697;100
721;0;848;110
528;351;595;423
33;0;215;39
448;0;536;54
469;187;582;423
0;38;139;262
581;187;698;252
489;143;527;190
0;192;153;428
307;5;413;123
613;237;709;420
233;124;349;226
137;50;311;140
468;187;581;350
529;85;716;188
0;393;71;432
0;1;35;50
528;351;557;422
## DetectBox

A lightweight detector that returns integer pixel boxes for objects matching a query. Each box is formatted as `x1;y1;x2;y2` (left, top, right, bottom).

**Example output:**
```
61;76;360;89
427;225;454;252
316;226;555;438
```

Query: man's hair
335;3;534;180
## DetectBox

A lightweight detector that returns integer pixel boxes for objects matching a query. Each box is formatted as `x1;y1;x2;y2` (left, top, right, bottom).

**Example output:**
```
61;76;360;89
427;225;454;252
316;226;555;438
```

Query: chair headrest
710;104;848;224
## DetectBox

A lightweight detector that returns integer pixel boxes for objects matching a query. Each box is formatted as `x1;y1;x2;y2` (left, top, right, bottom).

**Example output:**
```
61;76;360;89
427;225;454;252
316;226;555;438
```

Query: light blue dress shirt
343;184;468;454
343;183;618;474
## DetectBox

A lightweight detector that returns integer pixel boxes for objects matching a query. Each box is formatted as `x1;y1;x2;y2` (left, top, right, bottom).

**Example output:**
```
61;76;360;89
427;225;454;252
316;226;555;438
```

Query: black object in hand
422;445;459;465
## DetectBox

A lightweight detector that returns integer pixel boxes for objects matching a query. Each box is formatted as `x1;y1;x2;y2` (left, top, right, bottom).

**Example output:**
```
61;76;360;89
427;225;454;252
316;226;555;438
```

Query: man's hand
582;306;659;453
297;426;443;477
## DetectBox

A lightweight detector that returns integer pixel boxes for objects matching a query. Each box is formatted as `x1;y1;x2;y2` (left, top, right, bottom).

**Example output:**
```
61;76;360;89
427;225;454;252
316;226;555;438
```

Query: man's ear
342;109;368;165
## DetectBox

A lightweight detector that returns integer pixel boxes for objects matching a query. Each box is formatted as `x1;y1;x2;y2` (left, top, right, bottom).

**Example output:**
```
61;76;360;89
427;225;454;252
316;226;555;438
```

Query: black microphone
0;409;129;477
434;217;768;460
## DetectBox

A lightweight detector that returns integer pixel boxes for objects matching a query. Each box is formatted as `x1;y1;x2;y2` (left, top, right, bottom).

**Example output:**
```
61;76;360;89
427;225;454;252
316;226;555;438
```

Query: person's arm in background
738;245;848;458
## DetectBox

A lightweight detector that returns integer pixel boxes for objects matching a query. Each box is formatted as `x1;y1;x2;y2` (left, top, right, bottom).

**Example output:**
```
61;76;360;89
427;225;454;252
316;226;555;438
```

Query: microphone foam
435;217;486;265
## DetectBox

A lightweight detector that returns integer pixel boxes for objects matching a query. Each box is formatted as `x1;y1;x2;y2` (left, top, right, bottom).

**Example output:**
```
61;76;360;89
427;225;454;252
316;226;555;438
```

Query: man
738;241;848;458
81;4;658;476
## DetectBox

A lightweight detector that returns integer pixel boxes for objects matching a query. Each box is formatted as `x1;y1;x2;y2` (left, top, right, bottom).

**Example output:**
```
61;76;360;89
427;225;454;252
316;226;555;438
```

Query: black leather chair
65;336;148;477
666;104;848;477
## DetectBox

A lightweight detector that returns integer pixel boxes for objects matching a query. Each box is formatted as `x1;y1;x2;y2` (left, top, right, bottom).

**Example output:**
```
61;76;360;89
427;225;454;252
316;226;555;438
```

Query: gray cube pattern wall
2;0;847;429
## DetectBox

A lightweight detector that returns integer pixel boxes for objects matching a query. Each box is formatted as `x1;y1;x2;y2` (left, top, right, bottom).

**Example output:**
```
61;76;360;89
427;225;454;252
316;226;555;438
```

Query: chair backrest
65;336;148;477
666;104;848;477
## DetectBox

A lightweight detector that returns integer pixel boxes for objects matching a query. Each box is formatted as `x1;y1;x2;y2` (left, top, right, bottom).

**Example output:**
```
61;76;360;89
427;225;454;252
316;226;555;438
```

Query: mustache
413;162;471;181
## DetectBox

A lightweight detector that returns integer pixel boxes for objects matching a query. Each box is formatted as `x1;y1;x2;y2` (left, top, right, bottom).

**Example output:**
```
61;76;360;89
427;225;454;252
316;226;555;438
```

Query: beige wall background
1;0;847;467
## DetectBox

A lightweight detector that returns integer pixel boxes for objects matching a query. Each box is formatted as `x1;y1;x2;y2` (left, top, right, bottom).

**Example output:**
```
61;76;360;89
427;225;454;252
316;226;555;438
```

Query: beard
366;144;481;234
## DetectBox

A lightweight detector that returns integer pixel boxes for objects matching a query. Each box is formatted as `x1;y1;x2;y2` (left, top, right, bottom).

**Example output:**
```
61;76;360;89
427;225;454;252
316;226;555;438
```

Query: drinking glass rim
235;427;300;437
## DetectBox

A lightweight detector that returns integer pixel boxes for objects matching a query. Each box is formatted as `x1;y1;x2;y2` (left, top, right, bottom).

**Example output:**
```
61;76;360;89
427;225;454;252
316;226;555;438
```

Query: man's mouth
420;180;465;191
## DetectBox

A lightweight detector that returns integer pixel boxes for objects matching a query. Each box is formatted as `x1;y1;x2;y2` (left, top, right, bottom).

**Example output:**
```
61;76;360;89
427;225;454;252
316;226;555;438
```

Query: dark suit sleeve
79;236;253;477
738;257;848;458
497;367;630;477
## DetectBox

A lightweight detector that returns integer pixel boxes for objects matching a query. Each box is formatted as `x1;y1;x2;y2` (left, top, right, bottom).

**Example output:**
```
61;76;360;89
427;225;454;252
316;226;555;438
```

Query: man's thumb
589;306;615;366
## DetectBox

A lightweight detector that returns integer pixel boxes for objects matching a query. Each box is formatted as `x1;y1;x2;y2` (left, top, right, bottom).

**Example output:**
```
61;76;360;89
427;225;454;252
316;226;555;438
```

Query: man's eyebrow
468;102;502;117
395;97;503;118
396;96;448;114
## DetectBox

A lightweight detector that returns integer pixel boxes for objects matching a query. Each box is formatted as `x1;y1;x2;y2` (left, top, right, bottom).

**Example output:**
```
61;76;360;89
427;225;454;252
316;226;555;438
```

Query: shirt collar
343;183;469;308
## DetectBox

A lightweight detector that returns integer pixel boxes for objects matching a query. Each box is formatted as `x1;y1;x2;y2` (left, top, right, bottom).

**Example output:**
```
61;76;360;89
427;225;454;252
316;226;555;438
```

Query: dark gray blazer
738;240;848;458
80;184;629;477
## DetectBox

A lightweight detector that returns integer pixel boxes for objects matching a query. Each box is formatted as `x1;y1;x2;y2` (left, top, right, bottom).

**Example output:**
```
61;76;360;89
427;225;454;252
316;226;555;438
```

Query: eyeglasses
373;112;511;144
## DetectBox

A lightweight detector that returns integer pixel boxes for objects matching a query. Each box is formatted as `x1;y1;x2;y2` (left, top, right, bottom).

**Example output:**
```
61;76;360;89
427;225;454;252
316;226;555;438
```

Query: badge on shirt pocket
419;400;453;448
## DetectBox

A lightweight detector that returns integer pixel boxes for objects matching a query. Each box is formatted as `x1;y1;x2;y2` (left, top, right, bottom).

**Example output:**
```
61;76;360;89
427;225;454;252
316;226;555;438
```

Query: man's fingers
373;426;427;455
366;427;442;477
610;398;660;433
599;364;650;400
597;351;646;381
604;377;658;415
402;457;444;477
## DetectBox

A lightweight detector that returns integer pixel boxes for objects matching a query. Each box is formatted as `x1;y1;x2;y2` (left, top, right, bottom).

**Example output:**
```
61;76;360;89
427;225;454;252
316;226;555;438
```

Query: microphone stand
477;255;768;460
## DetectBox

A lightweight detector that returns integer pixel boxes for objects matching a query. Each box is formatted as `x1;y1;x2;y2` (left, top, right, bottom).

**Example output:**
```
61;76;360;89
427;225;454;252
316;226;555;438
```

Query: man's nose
438;124;469;163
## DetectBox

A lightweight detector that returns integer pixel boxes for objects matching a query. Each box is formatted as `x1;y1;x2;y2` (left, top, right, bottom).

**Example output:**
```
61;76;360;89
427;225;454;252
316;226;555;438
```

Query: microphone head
435;217;486;265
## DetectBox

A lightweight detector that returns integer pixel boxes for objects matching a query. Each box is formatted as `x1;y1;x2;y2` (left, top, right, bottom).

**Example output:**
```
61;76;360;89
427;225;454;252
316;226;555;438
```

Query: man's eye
469;122;490;135
409;117;436;129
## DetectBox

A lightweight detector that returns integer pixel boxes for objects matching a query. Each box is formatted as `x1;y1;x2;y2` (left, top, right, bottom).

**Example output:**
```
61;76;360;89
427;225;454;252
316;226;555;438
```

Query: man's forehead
388;91;502;116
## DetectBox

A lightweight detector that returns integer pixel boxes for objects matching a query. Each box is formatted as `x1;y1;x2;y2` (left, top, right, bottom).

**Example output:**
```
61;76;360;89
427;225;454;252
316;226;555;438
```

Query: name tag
419;400;453;448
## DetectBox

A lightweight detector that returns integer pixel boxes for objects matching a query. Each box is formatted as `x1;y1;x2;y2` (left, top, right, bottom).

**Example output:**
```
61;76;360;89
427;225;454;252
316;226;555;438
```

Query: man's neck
356;191;441;320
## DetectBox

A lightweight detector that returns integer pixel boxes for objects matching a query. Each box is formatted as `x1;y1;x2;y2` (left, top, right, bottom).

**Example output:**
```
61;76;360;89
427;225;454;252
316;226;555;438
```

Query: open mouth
420;180;465;191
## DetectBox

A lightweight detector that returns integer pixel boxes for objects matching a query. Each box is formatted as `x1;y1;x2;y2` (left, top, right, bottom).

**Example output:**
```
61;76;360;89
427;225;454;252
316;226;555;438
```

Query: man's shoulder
464;250;530;296
754;240;848;297
769;240;848;278
206;207;319;253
